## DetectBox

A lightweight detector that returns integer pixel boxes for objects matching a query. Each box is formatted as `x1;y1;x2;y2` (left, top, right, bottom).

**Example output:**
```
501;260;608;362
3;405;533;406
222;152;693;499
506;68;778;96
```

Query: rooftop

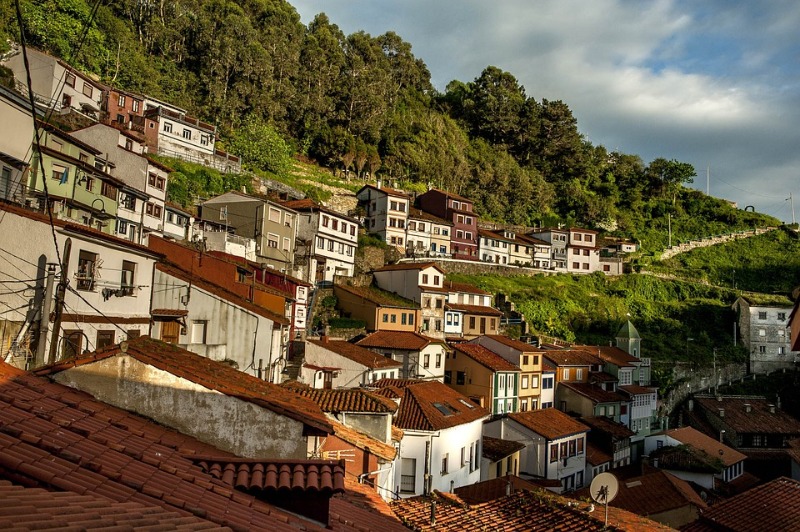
695;395;800;435
445;303;504;317
373;262;444;273
408;206;453;226
657;426;747;467
282;384;398;414
356;330;439;351
479;334;543;353
452;343;520;372
335;283;419;309
35;336;332;434
561;382;629;405
357;184;411;199
443;280;490;295
581;416;636;439
574;345;640;367
507;408;590;440
307;339;403;370
543;349;604;367
481;436;526;462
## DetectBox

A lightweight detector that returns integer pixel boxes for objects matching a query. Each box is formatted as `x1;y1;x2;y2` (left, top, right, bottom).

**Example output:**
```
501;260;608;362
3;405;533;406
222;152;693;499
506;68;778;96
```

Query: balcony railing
400;475;416;493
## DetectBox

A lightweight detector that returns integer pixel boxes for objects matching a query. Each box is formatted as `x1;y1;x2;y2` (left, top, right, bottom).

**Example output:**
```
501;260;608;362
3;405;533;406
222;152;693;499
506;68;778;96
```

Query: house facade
445;343;520;414
406;207;452;258
473;335;544;412
356;330;447;381
356;184;410;249
334;284;420;333
528;227;569;271
373;262;447;338
567;227;600;274
416;188;478;260
732;296;796;374
0;85;35;203
300;338;402;388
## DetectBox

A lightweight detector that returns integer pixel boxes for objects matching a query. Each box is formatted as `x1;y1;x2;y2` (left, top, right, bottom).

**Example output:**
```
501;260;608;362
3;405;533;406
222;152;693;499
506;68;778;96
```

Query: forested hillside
1;0;779;247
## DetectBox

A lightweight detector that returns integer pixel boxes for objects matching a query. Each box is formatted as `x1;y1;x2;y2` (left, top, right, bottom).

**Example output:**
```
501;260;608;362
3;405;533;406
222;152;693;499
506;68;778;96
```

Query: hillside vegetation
1;0;780;247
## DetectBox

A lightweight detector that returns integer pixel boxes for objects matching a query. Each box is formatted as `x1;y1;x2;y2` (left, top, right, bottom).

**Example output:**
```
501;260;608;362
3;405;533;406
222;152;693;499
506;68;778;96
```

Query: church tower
616;320;641;358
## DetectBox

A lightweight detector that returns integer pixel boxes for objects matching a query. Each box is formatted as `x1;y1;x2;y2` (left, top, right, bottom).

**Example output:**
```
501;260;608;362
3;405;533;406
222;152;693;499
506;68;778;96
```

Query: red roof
445;303;503;316
328;420;397;462
543;349;604;367
35;336;332;434
481;437;525;462
192;456;345;494
335;283;418;308
357;330;437;351
281;199;360;224
683;477;800;532
658;426;746;467
586;442;613;466
444;281;490;295
408;207;453;226
453;474;539;505
357;184;411;199
480;334;543;353
452;343;520;372
573;345;640;368
371;380;489;431
507;408;590;440
307;339;403;369
580;416;636;439
373;262;444;273
561;382;629;404
283;384;398;414
695;395;800;435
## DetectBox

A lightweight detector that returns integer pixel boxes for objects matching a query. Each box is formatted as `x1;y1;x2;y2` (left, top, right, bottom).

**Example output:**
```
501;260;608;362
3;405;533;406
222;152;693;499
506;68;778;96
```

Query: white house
0;85;35;203
0;203;160;369
282;199;358;283
733;295;797;374
373;262;447;338
356;184;410;249
370;379;490;497
528;227;569;272
163;203;193;241
483;408;590;493
300;337;402;389
567;227;600;274
356;330;447;381
405;207;452;258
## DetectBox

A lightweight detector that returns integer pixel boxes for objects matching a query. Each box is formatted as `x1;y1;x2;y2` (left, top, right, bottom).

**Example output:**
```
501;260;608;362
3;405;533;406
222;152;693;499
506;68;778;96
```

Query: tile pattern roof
452;343;520;372
619;384;657;395
335;283;419;308
480;334;543;353
576;345;640;367
407;207;453;226
331;479;409;532
695;395;800;435
481;436;525;462
356;330;436;351
392;488;672;531
445;303;503;316
328;420;397;462
192;457;345;494
682;477;800;532
0;361;322;531
586;442;613;466
561;382;629;404
283;384;398;414
453;474;540;504
659;426;746;467
307;339;403;369
35;336;332;434
371;380;489;431
508;408;590;440
543;349;604;367
580;416;636;439
0;480;226;531
443;281;489;295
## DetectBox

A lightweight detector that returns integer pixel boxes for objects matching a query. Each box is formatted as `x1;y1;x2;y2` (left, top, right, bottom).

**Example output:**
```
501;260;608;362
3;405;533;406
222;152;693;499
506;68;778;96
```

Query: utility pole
790;193;796;225
34;263;57;368
668;213;672;248
712;347;717;395
706;166;710;196
48;238;71;364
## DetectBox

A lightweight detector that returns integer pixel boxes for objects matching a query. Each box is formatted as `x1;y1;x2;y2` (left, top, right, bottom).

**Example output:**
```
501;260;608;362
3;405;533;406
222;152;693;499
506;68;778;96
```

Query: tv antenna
590;472;619;528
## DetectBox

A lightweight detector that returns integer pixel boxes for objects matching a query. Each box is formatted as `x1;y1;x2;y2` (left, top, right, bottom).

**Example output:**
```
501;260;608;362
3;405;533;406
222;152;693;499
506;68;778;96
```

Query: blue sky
291;0;800;222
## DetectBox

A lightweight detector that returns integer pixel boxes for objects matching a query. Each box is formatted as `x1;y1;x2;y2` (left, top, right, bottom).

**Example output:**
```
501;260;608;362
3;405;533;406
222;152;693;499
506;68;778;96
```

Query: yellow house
334;283;420;332
473;335;544;412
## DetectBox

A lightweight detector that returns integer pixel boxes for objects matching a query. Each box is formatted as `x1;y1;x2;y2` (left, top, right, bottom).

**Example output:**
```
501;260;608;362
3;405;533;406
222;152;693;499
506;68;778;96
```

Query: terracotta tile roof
373;262;443;273
576;470;706;519
35;336;333;434
392;487;672;531
480;334;543;353
391;425;404;442
658;426;746;467
683;477;800;532
444;303;503;316
507;408;590;440
371;380;489;431
0;360;332;531
0;480;226;530
618;384;657;395
281;199;359;223
695;395;800;435
543;349;604;367
408;207;453;226
156;262;290;325
452;343;520;372
561;382;629;404
307;339;403;369
151;308;189;317
581;416;636;439
572;345;639;367
589;371;618;383
204;250;311;288
453;474;540;504
332;479;408;531
586;442;613;466
192;457;345;494
356;330;438;351
328;420;397;462
443;281;489;295
282;384;398;414
481;436;525;462
650;444;724;474
335;283;419;308
357;184;411;199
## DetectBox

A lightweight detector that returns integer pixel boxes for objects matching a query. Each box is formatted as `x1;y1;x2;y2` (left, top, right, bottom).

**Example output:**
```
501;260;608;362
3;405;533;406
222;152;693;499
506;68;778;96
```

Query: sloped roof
445;303;503;317
543;349;604;367
561;382;629;405
508;408;590;440
281;199;359;223
683;477;800;532
581;416;636;439
35;336;332;434
616;320;641;339
335;283;419;308
444;281;490;295
482;436;525;462
0;481;224;530
480;334;543;353
328;420;397;462
658;426;747;467
391;487;672;531
695;395;800;435
618;384;657;396
283;384;398;414
356;184;410;199
335;478;408;531
373;262;444;273
356;330;438;351
372;380;489;432
576;345;640;368
408;206;453;226
454;474;539;505
192;456;345;494
452;343;520;372
307;339;403;370
586;442;613;466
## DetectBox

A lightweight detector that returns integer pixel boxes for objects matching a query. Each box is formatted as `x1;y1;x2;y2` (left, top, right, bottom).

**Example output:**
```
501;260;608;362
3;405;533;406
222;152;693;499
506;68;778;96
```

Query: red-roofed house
567;227;600;274
484;408;590;492
334;283;421;334
356;330;447;380
371;379;490;497
445;343;520;414
416;188;478;260
373;262;447;338
356;184;411;249
301;337;403;388
405;206;453;258
473;335;545;412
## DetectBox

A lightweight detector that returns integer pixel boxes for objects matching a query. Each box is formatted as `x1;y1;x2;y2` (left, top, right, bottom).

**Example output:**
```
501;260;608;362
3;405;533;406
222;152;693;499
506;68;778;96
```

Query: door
161;321;180;344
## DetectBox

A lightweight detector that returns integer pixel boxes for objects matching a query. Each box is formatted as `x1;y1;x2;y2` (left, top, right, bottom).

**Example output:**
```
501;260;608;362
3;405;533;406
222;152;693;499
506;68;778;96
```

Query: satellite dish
590;472;619;504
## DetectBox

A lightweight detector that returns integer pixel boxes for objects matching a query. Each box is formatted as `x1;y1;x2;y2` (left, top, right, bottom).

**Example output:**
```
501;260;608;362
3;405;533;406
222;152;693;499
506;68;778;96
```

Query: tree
647;158;696;202
229;117;293;175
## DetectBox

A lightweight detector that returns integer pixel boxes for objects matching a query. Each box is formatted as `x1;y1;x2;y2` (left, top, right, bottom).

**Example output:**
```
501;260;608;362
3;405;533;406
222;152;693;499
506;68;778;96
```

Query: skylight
433;402;454;416
458;399;475;409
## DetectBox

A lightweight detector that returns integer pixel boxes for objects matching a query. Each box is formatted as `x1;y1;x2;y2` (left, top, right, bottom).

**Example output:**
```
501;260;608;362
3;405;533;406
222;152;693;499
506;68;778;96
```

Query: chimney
323;335;329;344
769;404;776;414
744;403;751;413
777;396;782;409
430;500;436;526
688;399;694;412
718;408;725;418
506;480;512;496
717;396;723;402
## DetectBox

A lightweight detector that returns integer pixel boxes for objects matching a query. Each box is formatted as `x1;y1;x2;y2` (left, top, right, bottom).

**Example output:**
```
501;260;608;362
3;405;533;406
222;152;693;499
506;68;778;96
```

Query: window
65;72;76;87
531;376;539;388
200;135;209;146
267;233;279;248
400;458;416;493
779;312;787;321
441;454;449;474
120;261;136;296
759;345;766;353
117;113;126;124
422;274;429;284
132;99;140;112
576;368;583;380
77;250;98;291
101;180;117;200
382;314;388;323
521;399;528;411
283;237;291;252
82;82;93;98
182;129;192;139
62;330;83;358
390;314;397;323
118;94;126;107
322;215;329;227
269;207;281;223
522;355;529;366
550;444;559;463
444;370;452;384
317;236;324;249
521;375;529;389
758;311;767;320
569;439;576;457
456;371;466;385
97;330;115;349
115;219;128;235
191;321;207;344
562;368;570;380
779;346;786;355
574;233;582;241
436;353;441;368
423;354;430;368
163;122;172;133
752;434;764;447
62;94;72;108
543;376;554;389
51;164;68;182
759;329;766;337
469;317;476;329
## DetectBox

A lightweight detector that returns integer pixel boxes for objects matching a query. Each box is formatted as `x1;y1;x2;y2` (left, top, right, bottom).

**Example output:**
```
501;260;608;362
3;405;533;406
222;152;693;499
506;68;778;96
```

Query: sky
291;0;800;222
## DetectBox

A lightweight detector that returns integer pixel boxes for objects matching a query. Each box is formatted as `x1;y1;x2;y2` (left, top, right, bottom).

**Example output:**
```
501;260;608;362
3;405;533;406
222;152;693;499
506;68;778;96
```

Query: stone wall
660;227;774;261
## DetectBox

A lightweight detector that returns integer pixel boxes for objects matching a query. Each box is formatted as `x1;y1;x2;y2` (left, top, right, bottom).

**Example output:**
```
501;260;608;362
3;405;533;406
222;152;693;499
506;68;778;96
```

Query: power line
64;285;132;337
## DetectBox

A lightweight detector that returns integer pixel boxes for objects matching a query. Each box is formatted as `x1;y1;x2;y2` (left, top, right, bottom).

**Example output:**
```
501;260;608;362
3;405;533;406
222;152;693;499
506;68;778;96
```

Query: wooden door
161;321;180;344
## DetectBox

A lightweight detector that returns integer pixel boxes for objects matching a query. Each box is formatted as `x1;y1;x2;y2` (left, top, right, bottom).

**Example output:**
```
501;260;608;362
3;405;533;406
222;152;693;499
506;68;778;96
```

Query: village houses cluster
3;47;800;531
